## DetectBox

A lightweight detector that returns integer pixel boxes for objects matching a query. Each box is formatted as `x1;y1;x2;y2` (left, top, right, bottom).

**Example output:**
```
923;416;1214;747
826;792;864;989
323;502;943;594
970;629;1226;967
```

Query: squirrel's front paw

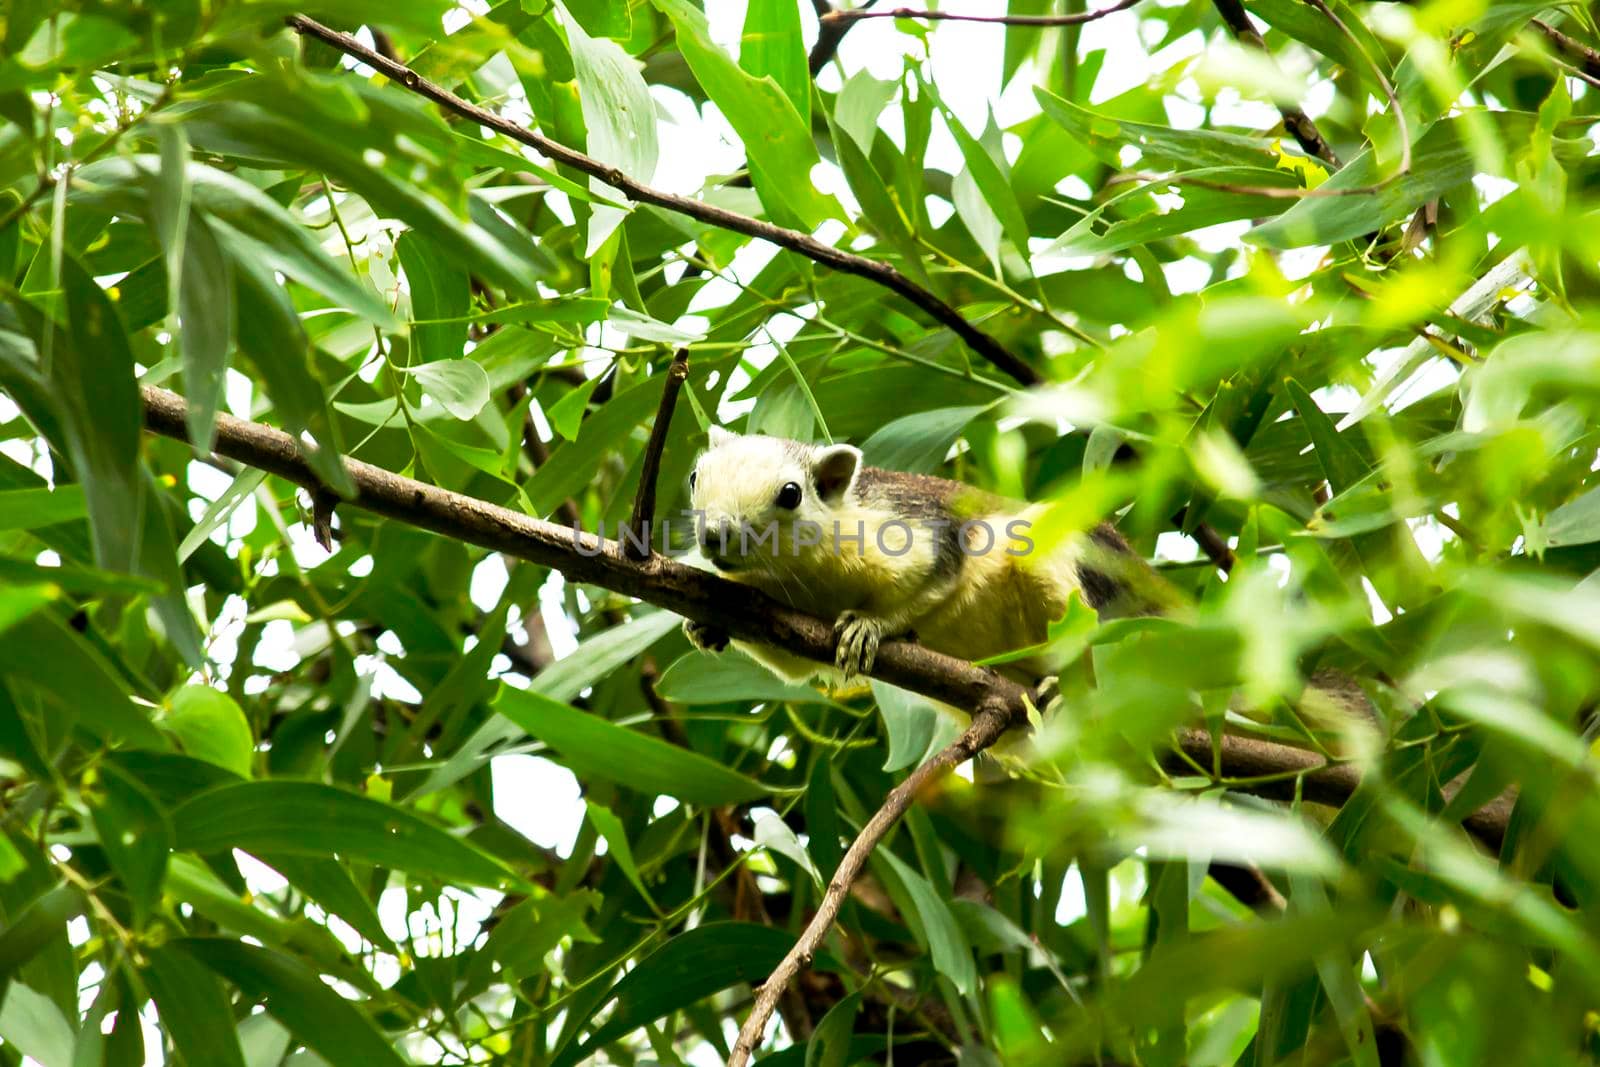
684;619;730;653
1031;675;1062;716
833;610;884;680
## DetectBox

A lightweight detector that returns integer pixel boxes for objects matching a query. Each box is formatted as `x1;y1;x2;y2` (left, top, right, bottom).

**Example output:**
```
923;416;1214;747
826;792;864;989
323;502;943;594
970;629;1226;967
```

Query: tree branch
138;385;1514;1060
285;15;1040;389
1211;0;1341;168
820;0;1143;27
728;699;1014;1067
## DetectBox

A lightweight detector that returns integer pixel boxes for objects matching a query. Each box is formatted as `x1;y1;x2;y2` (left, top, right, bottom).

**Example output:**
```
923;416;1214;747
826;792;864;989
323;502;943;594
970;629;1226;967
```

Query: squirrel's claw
684;619;730;653
833;610;883;679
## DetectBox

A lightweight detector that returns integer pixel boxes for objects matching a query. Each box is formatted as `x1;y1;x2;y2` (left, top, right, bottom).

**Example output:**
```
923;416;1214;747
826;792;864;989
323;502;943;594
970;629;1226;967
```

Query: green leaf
142;945;250;1067
876;846;977;996
225;239;355;497
0;613;164;748
834;71;898;156
163;686;254;777
177;939;408;1067
0;886;83;991
651;0;836;229
859;405;990;474
170;781;518;888
1035;86;1275;170
558;2;659;251
1544;484;1600;548
495;684;769;806
0;582;53;637
555;922;797;1065
586;800;658;910
0;982;74;1067
418;611;682;797
605;303;704;343
0;486;86;531
398;231;470;364
740;0;809;128
806;991;862;1067
753;810;822;889
261;854;396;954
475;888;600;985
146;163;235;451
85;764;171;926
870;679;940;773
402;359;492;420
546;373;602;441
654;650;830;704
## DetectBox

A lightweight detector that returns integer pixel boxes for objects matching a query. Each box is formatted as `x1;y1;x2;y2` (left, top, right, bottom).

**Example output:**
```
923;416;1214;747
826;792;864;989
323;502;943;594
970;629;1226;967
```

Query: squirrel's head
688;427;861;573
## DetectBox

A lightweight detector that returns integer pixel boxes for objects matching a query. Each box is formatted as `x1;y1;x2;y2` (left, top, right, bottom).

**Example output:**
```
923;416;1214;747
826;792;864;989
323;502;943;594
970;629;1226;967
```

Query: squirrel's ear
812;444;861;504
708;426;734;448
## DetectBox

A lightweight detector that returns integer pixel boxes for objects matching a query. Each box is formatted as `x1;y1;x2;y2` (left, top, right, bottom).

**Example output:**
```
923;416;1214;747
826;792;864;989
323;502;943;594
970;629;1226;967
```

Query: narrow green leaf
495;684;769;806
0;886;83;991
859;405;989;474
171;781;518;888
85;764;170;926
651;0;835;229
805;991;861;1067
142;945;250;1067
225;240;355;497
555;922;796;1066
876;846;977;996
586;800;658;910
177;939;406;1067
753;810;823;889
740;0;809;127
558;1;659;251
398;231;470;364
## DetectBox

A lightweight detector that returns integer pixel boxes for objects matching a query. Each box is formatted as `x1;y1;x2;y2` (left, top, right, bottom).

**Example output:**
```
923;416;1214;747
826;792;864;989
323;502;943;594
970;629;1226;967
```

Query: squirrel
680;427;1187;685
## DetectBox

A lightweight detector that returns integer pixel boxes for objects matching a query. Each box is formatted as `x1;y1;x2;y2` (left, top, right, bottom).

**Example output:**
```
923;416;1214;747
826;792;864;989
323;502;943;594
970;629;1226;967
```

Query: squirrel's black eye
688;470;697;491
776;482;802;510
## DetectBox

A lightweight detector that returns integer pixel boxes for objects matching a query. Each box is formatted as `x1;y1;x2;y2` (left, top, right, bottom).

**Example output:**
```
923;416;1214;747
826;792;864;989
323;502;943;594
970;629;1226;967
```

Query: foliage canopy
3;1;1600;1064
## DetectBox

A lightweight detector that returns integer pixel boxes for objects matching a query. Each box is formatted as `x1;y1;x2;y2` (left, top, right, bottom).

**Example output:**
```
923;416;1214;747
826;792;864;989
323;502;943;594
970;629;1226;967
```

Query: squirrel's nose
698;519;730;555
698;519;739;565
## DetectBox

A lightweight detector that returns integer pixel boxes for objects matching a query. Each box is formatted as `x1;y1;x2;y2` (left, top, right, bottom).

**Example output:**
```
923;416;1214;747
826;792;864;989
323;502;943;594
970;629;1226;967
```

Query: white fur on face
690;434;834;568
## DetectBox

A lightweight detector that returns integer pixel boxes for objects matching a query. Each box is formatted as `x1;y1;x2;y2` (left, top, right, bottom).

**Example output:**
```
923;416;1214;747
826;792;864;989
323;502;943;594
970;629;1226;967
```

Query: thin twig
820;0;1143;27
285;15;1039;388
626;350;690;561
727;699;1015;1067
1532;18;1600;80
1211;0;1341;168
